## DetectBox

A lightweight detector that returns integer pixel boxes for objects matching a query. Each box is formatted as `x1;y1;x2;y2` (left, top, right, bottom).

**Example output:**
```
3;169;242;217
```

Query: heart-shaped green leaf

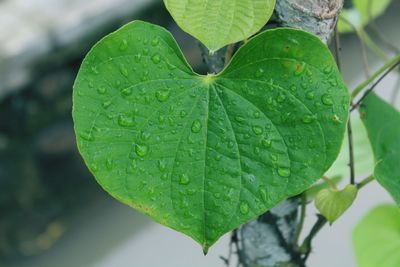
360;93;400;205
338;0;392;33
164;0;276;52
315;184;358;223
353;204;400;267
72;21;349;252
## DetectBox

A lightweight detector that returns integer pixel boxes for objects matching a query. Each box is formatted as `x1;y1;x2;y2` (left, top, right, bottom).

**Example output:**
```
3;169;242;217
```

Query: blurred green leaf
338;0;392;33
164;0;276;52
325;117;374;179
353;204;400;267
360;93;400;205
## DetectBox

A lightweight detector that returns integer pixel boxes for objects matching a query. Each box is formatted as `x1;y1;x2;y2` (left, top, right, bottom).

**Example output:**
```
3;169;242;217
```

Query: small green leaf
306;175;343;201
73;21;349;251
360;93;400;205
338;0;392;33
353;204;400;267
315;184;358;223
164;0;276;52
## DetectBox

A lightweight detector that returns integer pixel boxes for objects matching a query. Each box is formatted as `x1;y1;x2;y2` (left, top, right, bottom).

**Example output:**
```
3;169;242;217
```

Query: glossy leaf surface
73;21;349;251
353;204;400;267
164;0;276;52
360;93;400;205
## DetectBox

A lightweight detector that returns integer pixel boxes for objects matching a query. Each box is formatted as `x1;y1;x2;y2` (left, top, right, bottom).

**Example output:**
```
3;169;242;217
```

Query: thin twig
351;54;400;99
367;0;400;54
351;60;400;111
294;193;307;246
335;28;356;185
357;175;375;189
300;215;327;262
347;117;356;184
334;26;342;71
339;15;370;76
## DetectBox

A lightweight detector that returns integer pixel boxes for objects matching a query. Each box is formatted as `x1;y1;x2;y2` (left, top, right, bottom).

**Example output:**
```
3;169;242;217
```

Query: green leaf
338;0;392;33
72;21;349;252
163;0;276;52
360;93;400;205
315;184;358;223
353;204;400;267
325;117;374;179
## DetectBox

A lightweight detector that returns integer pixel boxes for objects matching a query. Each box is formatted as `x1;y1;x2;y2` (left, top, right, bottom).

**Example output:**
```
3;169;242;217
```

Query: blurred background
0;0;399;266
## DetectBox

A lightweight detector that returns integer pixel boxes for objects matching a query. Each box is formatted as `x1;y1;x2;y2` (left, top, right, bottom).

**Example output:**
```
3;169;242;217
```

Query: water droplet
120;65;129;77
323;65;332;74
255;68;264;78
141;131;151;140
179;174;190;185
252;126;263;135
253;111;260;118
158;159;167;171
321;94;333;106
135;144;149;157
134;54;142;63
180;110;187;118
305;91;315;100
161;173;168;181
277;93;286;103
191;120;202;133
155;90;170;102
258;187;267;202
151;54;161;64
235;116;245;123
119;39;128;51
97;86;106;95
143;48;149;55
121;87;132;96
277;167;291;177
270;154;278;162
302;114;315;124
118;114;135;127
102;101;111;109
239;202;249;214
106;158;113;170
79;131;94;141
261;138;272;148
151;37;160;46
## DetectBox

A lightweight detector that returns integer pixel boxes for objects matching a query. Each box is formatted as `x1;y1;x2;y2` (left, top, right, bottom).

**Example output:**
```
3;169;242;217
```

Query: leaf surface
164;0;275;52
353;204;400;267
73;21;349;251
360;93;400;205
315;184;358;223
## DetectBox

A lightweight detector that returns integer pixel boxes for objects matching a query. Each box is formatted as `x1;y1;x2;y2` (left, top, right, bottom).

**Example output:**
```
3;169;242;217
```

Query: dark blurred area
0;0;205;264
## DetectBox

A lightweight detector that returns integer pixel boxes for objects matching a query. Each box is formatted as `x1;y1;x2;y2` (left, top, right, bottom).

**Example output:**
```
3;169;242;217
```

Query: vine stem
351;60;400;111
351;54;400;99
357;175;375;189
294;193;307;246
